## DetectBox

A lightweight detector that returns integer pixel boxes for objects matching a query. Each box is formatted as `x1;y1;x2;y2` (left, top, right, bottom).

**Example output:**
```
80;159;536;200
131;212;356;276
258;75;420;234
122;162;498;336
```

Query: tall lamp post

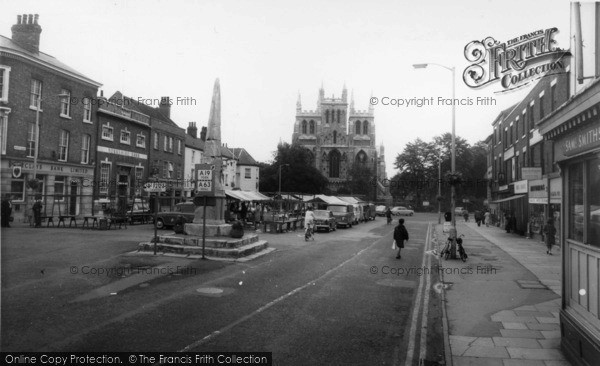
278;163;289;210
437;148;442;225
413;63;458;256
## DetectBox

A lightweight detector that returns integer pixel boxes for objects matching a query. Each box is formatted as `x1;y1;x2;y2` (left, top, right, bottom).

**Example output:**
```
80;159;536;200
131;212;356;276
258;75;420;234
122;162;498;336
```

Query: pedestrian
505;213;511;233
386;207;392;225
484;210;490;227
32;198;43;228
240;201;248;222
544;218;556;255
475;211;482;227
393;218;409;259
1;194;12;228
463;210;469;222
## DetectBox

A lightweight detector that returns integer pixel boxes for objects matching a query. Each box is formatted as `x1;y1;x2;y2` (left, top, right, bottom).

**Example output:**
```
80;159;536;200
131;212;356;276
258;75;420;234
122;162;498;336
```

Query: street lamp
413;63;458;255
278;164;289;210
437;147;442;225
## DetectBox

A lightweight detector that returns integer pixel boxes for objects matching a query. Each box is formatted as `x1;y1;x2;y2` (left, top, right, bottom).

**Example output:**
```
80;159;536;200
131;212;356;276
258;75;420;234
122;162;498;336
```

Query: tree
346;163;374;198
259;142;328;194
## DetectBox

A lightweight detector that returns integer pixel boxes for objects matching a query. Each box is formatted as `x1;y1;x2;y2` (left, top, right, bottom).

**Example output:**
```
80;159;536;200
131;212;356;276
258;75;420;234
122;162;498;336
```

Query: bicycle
440;234;467;262
305;222;315;241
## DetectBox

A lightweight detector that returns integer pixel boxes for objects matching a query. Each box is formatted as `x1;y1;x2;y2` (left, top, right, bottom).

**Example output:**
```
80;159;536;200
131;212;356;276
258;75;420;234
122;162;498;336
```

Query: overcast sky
1;0;573;176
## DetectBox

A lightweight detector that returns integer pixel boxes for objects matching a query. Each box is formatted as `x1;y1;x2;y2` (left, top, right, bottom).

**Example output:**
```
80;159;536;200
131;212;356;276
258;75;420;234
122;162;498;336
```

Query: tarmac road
1;215;444;365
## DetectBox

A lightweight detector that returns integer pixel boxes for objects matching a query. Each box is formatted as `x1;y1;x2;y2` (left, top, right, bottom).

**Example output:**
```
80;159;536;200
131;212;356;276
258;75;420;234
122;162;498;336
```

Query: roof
110;91;180;129
225;190;271;201
231;148;259;166
221;145;234;159
491;103;519;125
307;195;348;205
185;134;204;150
0;35;101;87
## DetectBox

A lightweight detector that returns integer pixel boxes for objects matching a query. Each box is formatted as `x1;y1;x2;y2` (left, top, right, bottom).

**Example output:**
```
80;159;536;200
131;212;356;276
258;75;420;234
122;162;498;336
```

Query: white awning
225;190;271;201
491;194;526;204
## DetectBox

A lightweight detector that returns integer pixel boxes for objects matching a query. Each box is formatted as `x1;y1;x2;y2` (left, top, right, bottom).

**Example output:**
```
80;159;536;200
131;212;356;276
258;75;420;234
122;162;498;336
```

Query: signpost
144;182;167;255
195;164;216;259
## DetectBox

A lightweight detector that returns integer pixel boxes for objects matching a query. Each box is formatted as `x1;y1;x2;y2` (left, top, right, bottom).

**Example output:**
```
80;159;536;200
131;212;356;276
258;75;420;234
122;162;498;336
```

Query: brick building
95;94;151;211
0;14;101;222
231;147;259;192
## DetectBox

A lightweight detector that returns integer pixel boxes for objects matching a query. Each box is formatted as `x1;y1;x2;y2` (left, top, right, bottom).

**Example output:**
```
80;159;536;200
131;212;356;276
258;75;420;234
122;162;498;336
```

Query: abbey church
292;85;390;200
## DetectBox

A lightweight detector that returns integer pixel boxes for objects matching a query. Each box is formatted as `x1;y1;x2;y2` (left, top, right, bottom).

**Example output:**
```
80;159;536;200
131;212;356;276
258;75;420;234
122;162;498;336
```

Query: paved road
1;215;444;365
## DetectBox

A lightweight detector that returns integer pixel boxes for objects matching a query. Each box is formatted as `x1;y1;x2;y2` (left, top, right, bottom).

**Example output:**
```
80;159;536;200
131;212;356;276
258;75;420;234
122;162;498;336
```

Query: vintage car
327;204;355;228
313;210;337;232
127;199;152;224
155;202;196;229
375;205;387;216
391;206;414;216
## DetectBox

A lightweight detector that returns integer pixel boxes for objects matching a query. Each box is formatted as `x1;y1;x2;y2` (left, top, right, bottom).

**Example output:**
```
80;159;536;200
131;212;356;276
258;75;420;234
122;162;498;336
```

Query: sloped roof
221;145;234;159
231;148;259;166
110;91;180;128
0;35;101;87
225;190;270;201
185;134;204;150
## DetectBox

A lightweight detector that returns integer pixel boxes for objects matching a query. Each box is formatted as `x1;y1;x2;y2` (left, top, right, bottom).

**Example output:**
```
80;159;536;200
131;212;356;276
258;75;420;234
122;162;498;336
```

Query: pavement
436;220;569;366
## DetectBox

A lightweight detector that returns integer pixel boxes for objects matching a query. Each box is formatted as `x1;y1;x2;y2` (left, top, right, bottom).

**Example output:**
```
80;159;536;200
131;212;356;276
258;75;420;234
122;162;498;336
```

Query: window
101;124;114;141
27;123;36;158
301;120;307;134
177;139;182;155
588;157;600;245
363;121;369;135
550;83;557;111
337;110;341;123
164;136;168;151
136;133;146;148
169;137;173;152
30;79;42;109
309;120;315;134
355;121;361;135
163;161;173;179
528;103;534;130
154;132;159;149
135;167;144;195
83;97;92;122
539;94;545;120
60;89;71;118
568;162;584;242
325;110;329;124
0;113;7;155
81;134;90;164
333;130;337;144
245;168;251;179
329;150;340;178
100;163;110;194
177;164;182;180
0;66;10;102
58;130;69;161
10;177;24;201
54;176;66;201
120;129;131;144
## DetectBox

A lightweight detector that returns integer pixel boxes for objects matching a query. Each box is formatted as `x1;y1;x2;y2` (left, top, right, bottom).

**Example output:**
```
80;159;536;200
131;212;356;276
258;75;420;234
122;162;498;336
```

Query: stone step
153;233;259;248
138;240;269;259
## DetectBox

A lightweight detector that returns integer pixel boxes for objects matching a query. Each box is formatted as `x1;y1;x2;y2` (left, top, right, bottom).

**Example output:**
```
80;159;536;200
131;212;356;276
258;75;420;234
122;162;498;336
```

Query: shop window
568;162;584;242
99;163;110;195
588;158;600;246
11;178;24;201
54;176;66;201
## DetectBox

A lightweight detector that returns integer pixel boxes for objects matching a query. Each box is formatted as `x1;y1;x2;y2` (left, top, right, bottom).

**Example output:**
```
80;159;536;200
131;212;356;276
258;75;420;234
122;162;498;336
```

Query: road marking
404;223;430;366
179;235;387;352
419;223;433;362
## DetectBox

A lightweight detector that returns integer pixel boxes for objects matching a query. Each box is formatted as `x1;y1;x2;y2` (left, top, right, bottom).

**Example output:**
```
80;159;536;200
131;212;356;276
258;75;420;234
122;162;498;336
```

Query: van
326;204;355;228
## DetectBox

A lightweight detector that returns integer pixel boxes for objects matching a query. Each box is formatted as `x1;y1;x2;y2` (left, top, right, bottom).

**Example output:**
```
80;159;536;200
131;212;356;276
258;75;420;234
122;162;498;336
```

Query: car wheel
156;219;165;229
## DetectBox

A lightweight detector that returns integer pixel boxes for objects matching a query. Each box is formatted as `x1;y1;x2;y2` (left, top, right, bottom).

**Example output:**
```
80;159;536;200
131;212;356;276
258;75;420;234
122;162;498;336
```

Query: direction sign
195;163;216;196
143;181;167;193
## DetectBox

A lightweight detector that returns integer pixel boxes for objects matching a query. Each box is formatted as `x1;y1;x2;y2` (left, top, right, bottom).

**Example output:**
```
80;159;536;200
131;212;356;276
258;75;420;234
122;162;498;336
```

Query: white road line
179;236;386;352
418;223;433;362
404;225;429;366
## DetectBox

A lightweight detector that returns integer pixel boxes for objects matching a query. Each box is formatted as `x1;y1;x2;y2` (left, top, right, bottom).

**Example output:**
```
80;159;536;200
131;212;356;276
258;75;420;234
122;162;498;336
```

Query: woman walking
544;219;556;255
393;218;409;259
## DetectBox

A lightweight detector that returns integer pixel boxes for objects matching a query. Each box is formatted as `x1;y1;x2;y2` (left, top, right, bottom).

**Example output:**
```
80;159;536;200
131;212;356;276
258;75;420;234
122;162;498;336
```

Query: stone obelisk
185;78;230;236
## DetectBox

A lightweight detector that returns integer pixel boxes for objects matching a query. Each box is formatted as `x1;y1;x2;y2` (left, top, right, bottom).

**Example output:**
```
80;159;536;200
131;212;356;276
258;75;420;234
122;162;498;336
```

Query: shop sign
97;146;148;160
528;178;547;198
562;124;600;157
513;180;528;194
550;177;562;203
529;197;548;204
522;167;542;181
9;160;91;176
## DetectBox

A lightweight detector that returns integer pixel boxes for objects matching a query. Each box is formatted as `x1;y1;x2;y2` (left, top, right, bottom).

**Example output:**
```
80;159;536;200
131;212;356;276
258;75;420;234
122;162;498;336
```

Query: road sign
143;181;167;193
195;163;216;196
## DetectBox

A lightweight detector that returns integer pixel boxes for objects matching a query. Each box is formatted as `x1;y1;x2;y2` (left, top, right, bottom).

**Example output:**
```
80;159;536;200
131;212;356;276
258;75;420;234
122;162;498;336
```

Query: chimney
11;14;42;54
159;96;171;118
200;126;207;141
187;122;198;138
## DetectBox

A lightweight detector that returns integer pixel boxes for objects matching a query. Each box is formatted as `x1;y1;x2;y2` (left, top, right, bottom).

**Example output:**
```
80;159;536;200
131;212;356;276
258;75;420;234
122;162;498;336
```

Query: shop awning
307;194;348;205
225;190;271;201
490;194;526;204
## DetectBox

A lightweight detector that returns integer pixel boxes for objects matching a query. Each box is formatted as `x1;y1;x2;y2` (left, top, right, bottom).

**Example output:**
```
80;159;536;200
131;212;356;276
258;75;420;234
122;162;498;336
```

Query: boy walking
393;218;409;259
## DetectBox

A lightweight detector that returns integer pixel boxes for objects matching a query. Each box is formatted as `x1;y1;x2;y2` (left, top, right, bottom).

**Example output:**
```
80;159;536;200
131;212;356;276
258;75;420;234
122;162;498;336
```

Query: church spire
342;82;347;102
350;90;355;113
296;91;302;112
368;90;374;113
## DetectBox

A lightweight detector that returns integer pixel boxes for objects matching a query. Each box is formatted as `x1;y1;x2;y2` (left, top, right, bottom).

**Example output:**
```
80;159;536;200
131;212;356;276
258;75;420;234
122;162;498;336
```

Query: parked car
156;202;196;229
375;205;387;216
391;206;414;216
327;204;355;228
127;199;152;224
313;210;337;232
454;206;465;215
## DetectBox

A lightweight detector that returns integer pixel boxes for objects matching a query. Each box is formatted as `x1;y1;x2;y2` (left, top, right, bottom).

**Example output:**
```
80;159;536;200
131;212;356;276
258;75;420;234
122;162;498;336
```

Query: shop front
528;178;547;239
1;158;95;223
539;79;600;365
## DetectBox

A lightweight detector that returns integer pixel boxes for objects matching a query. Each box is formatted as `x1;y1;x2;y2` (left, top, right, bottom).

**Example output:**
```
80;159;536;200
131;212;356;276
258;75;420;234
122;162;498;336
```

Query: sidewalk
435;221;569;366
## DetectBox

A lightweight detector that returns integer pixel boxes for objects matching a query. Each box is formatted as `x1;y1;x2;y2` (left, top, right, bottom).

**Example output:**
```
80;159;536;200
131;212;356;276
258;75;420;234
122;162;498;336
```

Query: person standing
386;207;392;225
544;218;556;255
484;210;490;227
304;205;315;238
1;195;12;228
393;218;409;259
32;198;43;228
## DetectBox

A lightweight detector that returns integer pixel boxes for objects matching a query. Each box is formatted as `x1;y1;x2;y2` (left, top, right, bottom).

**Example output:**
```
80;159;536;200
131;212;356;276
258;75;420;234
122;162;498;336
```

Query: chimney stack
187;122;198;138
159;96;171;118
200;126;207;141
11;14;42;54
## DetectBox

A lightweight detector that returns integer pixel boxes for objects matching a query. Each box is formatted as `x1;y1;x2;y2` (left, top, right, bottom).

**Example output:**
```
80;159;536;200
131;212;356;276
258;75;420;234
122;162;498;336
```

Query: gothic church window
337;110;341;123
333;130;337;144
325;110;329;124
329;150;341;178
355;120;361;135
302;120;307;134
363;121;369;135
309;120;315;134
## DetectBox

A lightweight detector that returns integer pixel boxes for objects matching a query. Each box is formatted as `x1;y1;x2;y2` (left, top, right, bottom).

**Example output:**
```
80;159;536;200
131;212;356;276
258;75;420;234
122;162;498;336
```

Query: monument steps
137;239;269;259
153;233;260;249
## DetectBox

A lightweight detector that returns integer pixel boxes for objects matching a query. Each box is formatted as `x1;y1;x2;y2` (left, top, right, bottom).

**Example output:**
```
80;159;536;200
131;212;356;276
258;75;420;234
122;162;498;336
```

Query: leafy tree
259;142;328;194
346;163;375;199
